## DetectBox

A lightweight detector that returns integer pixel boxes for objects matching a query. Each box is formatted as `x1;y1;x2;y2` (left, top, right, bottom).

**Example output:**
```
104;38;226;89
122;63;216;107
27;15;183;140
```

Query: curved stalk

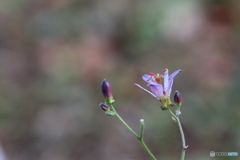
167;108;188;160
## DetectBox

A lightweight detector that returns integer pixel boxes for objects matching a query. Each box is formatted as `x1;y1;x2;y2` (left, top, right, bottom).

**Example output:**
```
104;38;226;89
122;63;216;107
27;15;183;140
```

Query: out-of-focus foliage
0;0;240;159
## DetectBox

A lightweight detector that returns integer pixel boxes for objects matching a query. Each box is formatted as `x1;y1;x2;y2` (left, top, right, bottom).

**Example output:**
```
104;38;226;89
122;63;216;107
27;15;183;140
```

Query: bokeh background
0;0;240;160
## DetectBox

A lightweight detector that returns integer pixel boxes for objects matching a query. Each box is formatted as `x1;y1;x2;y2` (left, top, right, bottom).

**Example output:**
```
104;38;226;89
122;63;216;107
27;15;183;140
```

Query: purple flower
135;69;181;109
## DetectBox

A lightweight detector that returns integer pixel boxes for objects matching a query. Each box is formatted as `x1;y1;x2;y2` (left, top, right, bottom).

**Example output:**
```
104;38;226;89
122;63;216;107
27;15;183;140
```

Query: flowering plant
99;69;188;160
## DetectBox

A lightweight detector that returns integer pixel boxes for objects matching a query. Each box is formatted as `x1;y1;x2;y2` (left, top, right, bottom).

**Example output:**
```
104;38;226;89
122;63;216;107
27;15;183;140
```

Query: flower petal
169;69;182;80
149;84;164;98
167;69;182;96
135;84;158;98
163;69;169;94
142;74;158;85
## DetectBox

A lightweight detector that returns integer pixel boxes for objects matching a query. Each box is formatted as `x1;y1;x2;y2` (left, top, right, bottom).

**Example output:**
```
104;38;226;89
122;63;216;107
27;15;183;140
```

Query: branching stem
110;104;157;160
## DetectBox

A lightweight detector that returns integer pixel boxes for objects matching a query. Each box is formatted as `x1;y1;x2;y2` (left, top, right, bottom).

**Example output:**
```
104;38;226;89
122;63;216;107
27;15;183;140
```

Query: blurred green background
0;0;240;160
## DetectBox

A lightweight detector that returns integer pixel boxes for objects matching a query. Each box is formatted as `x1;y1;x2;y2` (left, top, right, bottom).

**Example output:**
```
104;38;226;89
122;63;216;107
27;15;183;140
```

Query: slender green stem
167;108;188;160
138;119;157;160
109;104;157;160
115;112;139;138
109;104;138;138
138;138;157;160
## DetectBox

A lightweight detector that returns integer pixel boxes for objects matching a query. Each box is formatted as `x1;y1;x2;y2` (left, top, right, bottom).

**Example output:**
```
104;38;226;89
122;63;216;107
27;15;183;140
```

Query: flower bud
140;119;145;126
101;79;114;103
174;91;182;106
99;103;110;111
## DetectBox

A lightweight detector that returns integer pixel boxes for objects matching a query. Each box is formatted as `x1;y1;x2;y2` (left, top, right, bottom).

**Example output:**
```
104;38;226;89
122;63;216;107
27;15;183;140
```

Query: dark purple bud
99;103;110;111
101;79;114;103
174;91;182;106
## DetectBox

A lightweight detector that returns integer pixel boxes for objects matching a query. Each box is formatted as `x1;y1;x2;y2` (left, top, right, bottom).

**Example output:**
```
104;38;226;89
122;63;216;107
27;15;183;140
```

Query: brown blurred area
0;0;240;160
